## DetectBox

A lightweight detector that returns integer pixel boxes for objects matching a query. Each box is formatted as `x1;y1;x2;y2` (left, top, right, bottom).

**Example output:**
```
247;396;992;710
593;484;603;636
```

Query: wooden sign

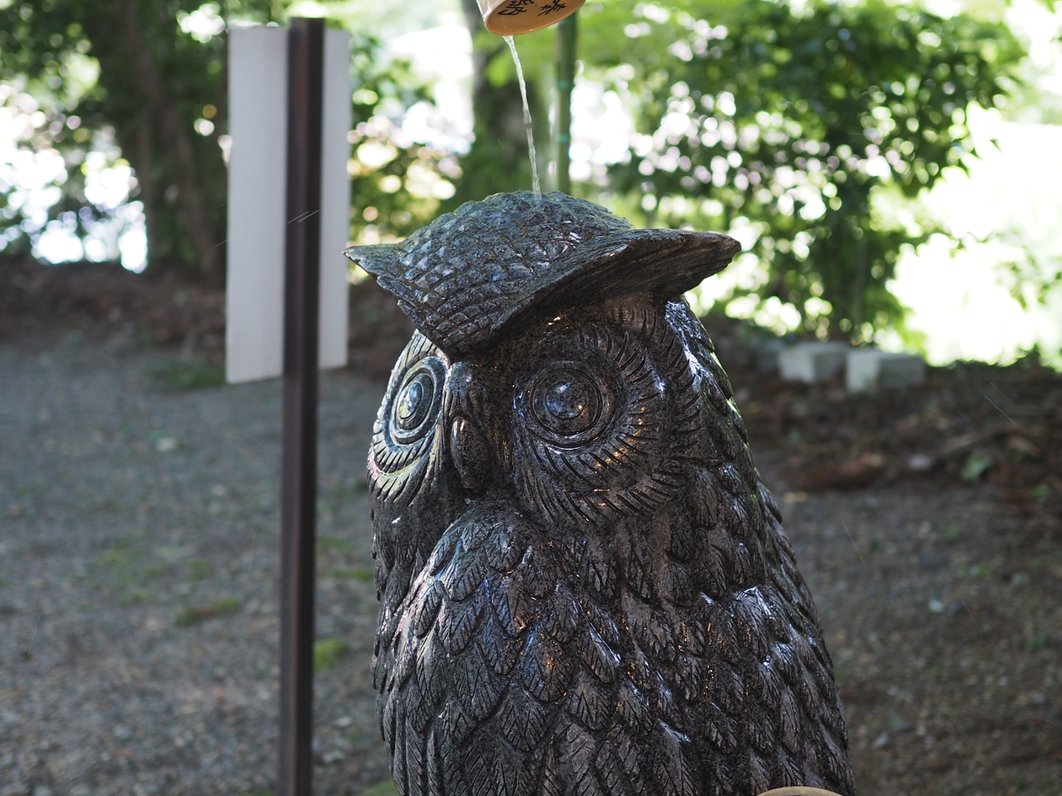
225;24;351;384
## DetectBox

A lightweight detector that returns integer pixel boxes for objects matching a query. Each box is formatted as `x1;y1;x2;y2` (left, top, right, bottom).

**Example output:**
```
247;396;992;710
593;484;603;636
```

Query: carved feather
362;194;853;795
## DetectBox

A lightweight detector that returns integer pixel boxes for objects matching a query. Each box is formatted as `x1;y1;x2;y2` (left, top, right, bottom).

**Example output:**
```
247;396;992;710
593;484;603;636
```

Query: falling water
503;35;540;195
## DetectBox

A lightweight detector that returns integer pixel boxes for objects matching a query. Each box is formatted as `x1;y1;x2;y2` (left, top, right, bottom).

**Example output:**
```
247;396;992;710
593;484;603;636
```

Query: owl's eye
511;315;685;529
528;366;614;446
390;364;442;444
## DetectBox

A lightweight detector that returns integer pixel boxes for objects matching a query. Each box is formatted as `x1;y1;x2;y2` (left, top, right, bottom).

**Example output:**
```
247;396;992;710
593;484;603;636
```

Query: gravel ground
1;327;1059;795
1;329;386;795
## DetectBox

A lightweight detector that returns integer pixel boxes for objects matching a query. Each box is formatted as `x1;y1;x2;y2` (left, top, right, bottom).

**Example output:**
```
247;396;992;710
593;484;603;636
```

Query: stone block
754;338;786;373
778;342;850;383
846;349;926;393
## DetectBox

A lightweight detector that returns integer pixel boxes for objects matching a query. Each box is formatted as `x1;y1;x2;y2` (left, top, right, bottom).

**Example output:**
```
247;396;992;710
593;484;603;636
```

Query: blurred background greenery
1;0;1059;366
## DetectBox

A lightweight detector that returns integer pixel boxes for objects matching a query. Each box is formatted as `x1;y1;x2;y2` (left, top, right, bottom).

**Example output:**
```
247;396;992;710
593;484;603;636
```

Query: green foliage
0;0;275;277
1026;631;1050;653
93;535;187;605
1;0;1034;346
961;449;994;481
443;0;552;208
580;0;1024;338
146;355;225;390
313;637;349;671
346;33;459;242
186;558;214;581
0;1;451;274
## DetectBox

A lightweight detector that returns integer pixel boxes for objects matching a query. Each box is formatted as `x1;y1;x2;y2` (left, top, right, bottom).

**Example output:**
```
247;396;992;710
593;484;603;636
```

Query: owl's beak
445;361;498;494
449;416;494;494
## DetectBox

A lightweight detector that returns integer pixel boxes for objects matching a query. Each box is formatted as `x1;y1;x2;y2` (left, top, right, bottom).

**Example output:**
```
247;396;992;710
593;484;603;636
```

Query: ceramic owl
346;192;854;796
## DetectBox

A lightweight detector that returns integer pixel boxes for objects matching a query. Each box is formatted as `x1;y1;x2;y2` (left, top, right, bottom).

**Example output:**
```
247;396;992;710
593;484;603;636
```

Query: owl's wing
674;311;854;793
375;504;704;796
671;505;854;793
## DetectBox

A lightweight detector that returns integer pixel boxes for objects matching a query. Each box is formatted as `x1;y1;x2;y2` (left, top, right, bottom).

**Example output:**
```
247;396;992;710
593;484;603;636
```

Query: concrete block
846;349;926;393
778;342;850;383
754;338;786;373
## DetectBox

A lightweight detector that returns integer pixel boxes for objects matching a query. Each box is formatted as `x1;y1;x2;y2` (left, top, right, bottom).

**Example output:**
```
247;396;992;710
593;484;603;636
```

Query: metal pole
555;13;577;194
279;16;324;796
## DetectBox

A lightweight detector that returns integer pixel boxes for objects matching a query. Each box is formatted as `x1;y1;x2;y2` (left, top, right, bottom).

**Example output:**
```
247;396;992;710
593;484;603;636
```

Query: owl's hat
345;191;740;356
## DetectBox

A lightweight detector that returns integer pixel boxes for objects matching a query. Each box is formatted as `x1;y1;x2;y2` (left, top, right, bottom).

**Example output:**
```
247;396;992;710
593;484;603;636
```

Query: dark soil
2;259;1059;795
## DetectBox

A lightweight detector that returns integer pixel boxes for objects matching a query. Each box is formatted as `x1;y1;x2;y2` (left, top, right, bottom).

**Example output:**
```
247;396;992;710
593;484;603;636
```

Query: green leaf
961;450;994;482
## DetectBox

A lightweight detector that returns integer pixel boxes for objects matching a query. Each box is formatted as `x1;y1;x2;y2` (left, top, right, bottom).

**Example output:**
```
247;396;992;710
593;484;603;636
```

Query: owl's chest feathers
376;513;801;786
383;498;781;688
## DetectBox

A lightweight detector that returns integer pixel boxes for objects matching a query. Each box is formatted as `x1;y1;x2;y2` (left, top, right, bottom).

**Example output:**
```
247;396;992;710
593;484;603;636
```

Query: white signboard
226;25;351;384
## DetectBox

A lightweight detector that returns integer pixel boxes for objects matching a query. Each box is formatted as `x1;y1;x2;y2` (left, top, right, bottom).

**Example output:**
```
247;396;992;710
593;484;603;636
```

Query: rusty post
279;16;324;796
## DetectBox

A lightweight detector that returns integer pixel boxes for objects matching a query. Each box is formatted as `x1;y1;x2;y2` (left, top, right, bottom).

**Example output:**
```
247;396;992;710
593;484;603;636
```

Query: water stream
503;35;540;196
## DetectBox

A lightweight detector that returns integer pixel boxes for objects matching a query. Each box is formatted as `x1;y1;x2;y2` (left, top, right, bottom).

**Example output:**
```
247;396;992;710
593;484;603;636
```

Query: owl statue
346;192;854;796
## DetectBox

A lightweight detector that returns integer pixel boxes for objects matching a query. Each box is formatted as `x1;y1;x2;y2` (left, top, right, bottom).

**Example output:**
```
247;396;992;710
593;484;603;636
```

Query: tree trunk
133;119;161;275
447;0;547;207
115;0;221;282
554;14;577;194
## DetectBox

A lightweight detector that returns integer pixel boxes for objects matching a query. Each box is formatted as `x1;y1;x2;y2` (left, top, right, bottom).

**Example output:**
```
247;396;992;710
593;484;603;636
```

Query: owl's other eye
371;336;446;502
511;317;680;528
390;362;443;444
528;367;614;445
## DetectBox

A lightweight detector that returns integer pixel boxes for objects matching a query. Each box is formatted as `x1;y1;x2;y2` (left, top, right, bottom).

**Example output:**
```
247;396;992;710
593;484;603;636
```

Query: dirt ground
1;260;1059;795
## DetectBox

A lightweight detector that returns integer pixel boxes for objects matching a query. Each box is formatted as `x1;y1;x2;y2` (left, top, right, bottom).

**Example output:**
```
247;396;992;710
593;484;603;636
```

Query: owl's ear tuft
345;243;446;352
343;192;740;357
543;227;741;306
344;242;400;282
